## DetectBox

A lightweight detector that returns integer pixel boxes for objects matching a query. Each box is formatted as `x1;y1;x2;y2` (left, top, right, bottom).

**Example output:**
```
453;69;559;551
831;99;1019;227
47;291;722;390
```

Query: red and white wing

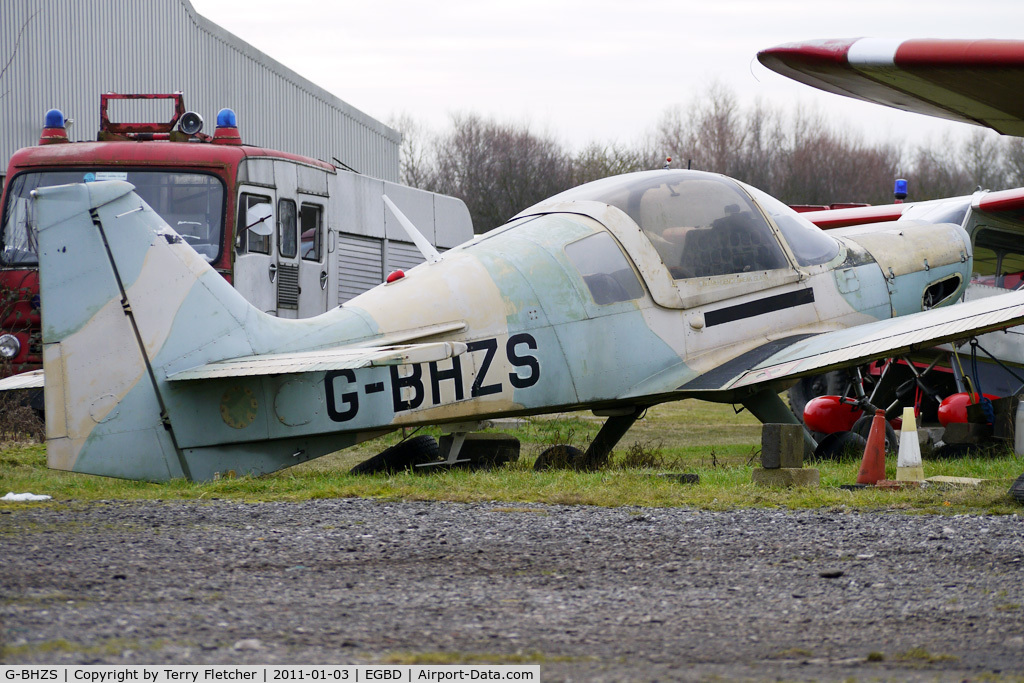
758;38;1024;136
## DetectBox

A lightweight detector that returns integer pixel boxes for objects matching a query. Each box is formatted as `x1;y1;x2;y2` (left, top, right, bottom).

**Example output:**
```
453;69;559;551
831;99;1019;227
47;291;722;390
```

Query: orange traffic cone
856;409;887;485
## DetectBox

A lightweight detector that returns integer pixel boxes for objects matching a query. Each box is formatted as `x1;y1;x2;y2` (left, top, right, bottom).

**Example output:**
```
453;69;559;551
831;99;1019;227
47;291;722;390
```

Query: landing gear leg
578;408;643;471
741;389;817;455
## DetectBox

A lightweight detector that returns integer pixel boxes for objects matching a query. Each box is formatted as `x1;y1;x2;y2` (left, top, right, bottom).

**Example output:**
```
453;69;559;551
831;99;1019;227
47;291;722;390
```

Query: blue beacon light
894;178;908;201
216;108;237;128
44;109;65;128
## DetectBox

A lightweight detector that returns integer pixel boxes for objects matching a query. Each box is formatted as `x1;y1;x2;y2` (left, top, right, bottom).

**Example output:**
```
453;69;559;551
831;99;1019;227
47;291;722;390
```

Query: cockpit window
564;232;644;305
740;183;840;267
542;171;788;279
973;227;1024;289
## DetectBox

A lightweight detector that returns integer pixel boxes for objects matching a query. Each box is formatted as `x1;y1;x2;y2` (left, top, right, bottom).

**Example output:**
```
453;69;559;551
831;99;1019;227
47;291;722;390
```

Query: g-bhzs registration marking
324;333;541;422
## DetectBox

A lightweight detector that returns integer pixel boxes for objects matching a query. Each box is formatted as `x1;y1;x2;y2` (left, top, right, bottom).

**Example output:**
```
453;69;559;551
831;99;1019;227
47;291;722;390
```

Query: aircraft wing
166;341;467;381
801;186;1024;232
758;38;1024;136
673;289;1024;395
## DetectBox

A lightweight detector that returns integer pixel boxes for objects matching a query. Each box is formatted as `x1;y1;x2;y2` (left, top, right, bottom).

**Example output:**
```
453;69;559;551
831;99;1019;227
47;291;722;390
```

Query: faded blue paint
468;215;594;328
181;431;374;481
888;261;968;316
832;262;892;321
35;185;127;342
554;312;680;403
72;378;184;481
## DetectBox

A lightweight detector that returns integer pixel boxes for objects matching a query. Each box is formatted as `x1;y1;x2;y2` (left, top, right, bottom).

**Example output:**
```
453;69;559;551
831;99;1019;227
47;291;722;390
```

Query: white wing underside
726;290;1024;390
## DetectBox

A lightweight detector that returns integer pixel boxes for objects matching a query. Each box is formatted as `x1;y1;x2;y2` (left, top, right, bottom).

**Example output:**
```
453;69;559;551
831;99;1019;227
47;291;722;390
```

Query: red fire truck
0;94;473;379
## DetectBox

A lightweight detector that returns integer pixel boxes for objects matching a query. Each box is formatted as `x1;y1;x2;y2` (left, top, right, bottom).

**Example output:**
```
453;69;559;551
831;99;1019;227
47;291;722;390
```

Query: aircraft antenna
382;195;442;264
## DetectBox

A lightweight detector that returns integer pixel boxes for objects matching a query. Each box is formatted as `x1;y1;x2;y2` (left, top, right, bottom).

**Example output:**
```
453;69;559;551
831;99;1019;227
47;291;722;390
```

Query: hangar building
0;0;400;186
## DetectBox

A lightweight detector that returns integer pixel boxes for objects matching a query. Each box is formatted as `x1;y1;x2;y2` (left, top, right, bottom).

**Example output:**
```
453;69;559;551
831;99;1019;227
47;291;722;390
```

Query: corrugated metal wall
0;0;400;181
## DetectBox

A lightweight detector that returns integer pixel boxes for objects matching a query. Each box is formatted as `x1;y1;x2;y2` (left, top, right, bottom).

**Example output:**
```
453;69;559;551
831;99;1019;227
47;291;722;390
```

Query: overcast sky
189;0;1024;153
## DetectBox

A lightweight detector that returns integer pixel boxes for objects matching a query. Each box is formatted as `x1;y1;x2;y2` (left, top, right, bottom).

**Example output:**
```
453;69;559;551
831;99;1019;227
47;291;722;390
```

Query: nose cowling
844;220;970;316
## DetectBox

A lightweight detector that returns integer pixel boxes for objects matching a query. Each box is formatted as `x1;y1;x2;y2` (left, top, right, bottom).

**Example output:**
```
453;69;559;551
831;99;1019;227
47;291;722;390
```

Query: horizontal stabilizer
168;341;469;381
0;369;45;391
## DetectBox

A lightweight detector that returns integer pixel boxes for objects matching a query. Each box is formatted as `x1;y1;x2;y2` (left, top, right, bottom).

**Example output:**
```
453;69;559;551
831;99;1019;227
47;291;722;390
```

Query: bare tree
425;114;574;232
904;135;974;200
572;140;658;185
960;128;1005;191
1003;136;1024;188
390;113;435;189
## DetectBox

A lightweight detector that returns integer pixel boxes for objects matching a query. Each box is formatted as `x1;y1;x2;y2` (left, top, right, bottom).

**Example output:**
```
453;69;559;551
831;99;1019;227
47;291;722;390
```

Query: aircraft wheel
812;431;867;461
787;371;845;421
443;434;521;470
349;435;439;474
533;444;584;471
850;415;898;453
1008;472;1024;503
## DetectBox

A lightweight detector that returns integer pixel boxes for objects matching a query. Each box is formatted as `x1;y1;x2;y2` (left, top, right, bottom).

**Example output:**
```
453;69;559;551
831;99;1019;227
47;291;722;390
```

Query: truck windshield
1;170;225;265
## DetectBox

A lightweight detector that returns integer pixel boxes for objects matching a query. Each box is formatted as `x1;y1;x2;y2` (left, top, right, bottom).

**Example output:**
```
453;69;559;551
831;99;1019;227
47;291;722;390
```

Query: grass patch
2;400;1024;513
1;637;172;659
893;646;959;664
380;651;583;665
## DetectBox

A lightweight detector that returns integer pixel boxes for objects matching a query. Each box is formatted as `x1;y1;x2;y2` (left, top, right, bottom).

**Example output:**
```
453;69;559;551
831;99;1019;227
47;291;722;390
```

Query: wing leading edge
648;290;1024;398
727;290;1024;391
758;38;1024;136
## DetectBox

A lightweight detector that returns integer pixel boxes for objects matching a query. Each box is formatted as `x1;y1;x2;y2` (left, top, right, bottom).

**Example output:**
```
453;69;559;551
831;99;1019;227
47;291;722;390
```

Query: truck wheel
349;435;439;474
533;444;584;471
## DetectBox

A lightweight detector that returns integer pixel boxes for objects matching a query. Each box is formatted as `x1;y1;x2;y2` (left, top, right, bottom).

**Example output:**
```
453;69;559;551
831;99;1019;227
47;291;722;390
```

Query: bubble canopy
530;170;839;277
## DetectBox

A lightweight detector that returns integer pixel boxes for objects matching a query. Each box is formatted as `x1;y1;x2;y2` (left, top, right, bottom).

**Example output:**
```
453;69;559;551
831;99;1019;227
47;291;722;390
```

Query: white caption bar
0;667;540;683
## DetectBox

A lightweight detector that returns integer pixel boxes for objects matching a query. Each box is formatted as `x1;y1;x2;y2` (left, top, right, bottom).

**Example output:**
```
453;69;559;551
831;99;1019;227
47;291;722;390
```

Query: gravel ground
3;498;1024;681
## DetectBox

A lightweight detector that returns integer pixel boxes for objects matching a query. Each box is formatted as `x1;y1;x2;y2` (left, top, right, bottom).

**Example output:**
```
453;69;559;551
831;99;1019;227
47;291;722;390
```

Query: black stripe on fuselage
704;288;814;328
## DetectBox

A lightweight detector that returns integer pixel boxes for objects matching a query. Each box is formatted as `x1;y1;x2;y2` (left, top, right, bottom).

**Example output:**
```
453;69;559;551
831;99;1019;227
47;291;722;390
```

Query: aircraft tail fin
34;181;259;480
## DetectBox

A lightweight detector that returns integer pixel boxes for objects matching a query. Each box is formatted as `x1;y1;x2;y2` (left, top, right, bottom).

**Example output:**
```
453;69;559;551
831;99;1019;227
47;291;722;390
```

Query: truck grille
277;263;299;310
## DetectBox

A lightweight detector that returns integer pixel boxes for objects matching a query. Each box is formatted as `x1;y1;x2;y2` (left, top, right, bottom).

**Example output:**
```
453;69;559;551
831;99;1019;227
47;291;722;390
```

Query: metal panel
433;194;475;248
297;165;330;196
0;0;400;181
337;235;383;304
386;240;427;274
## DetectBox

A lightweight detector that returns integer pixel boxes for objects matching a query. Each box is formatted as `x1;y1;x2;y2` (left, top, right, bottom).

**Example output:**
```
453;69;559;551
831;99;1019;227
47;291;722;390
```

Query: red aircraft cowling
803;395;864;434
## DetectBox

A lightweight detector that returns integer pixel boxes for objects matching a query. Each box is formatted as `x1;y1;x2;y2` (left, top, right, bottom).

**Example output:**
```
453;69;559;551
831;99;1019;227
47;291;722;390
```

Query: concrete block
942;422;992;445
752;467;819;488
761;423;804;469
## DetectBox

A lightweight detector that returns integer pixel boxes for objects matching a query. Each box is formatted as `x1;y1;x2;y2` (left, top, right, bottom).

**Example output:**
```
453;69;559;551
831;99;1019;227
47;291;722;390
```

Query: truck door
274;198;327;318
297;200;327;317
233;189;277;314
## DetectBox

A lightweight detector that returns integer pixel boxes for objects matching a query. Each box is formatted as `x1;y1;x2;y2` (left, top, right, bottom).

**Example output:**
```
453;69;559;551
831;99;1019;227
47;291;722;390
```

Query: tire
788;371;846;422
349;435;440;474
812;431;867;461
850;415;898;454
1008;472;1024;504
442;434;520;470
533;444;585;471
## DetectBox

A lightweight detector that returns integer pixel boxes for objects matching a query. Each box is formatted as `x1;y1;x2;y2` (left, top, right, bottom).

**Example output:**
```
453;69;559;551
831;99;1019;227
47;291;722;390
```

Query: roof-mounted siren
178;111;204;136
894;178;908;204
39;109;69;145
212;108;242;145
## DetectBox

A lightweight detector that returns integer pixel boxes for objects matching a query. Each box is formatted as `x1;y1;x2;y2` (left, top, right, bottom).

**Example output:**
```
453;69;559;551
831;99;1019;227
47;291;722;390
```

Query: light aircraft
10;168;1024;482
